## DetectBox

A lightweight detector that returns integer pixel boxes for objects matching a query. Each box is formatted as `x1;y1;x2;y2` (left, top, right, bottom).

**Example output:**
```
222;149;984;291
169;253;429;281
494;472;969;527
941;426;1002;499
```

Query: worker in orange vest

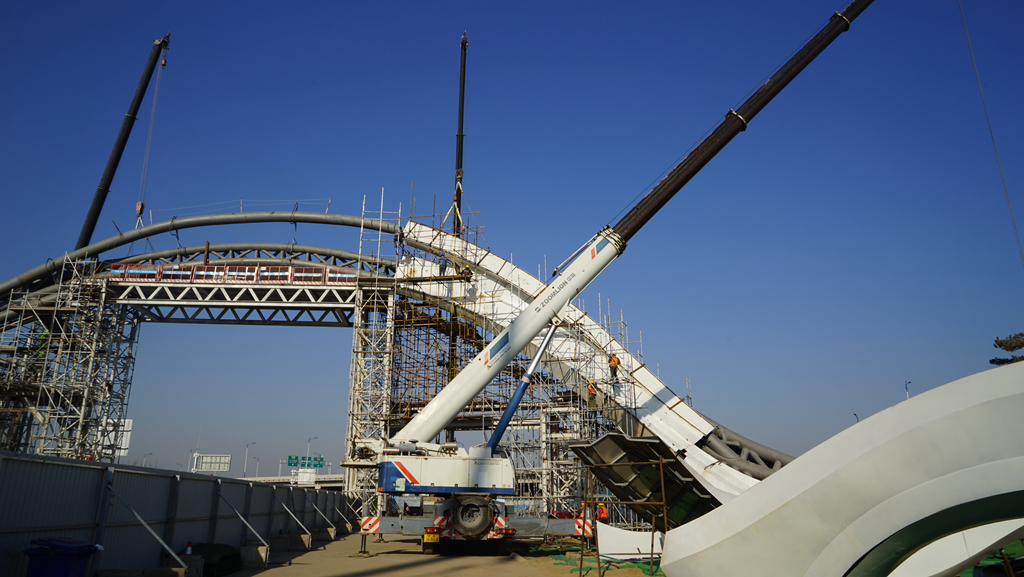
609;353;620;381
596;503;608;521
587;380;597;408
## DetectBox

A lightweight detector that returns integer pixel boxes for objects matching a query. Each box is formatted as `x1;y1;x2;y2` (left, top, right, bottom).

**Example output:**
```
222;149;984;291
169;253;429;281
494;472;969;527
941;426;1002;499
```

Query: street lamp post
143;452;153;467
243;442;256;477
306;436;318;461
253;456;260;478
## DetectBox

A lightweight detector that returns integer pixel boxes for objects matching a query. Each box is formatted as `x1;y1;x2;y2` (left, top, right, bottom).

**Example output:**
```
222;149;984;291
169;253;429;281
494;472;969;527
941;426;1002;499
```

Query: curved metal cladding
661;363;1024;577
390;228;625;445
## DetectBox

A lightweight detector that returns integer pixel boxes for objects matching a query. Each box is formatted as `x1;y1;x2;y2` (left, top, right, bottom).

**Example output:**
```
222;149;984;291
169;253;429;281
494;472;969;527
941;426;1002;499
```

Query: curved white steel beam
394;221;760;500
661;362;1024;577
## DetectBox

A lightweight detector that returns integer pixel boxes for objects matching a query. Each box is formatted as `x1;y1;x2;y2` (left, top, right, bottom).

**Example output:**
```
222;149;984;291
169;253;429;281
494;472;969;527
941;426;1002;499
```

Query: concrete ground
230;534;647;577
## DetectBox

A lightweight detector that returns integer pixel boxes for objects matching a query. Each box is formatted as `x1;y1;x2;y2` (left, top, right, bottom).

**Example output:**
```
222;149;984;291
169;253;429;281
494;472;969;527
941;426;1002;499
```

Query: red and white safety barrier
575;519;593;536
109;263;356;287
360;516;380;533
433;516;448;527
291;267;325;285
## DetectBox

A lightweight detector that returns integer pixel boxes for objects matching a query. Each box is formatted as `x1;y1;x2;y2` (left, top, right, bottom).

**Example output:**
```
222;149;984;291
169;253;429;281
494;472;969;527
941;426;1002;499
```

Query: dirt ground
230;534;659;577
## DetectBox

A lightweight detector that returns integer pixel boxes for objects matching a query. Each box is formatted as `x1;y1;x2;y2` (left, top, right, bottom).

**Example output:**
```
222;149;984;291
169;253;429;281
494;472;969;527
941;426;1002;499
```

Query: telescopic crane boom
75;33;170;251
389;0;875;449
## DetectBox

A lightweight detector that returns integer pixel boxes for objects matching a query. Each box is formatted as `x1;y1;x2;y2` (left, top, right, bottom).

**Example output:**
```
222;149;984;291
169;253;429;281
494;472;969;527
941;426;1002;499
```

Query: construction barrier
575;519;593;536
360;516;380;533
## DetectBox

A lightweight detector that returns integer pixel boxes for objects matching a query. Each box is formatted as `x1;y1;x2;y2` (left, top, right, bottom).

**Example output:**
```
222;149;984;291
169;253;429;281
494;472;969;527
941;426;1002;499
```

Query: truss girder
112;282;357;327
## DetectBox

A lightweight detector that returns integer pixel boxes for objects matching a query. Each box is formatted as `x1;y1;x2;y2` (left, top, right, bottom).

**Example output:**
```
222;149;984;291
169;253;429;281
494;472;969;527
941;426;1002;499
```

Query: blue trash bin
23;537;100;577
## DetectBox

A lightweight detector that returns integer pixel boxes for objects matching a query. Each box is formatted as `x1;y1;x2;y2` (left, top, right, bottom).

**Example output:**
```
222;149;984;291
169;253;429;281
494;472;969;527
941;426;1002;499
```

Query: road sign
313;456;324;469
287;455;299;467
195;454;231;472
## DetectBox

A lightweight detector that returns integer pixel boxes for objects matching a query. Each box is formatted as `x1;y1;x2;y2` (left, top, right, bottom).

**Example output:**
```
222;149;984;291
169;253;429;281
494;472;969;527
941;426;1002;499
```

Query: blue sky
1;1;1021;474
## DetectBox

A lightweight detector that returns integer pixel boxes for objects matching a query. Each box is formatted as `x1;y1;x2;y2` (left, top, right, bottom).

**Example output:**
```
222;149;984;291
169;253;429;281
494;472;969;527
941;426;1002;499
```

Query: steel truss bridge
2;212;1023;577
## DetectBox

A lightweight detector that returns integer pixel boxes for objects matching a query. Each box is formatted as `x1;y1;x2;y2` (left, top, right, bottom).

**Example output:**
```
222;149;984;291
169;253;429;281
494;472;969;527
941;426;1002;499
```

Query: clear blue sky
2;1;1021;474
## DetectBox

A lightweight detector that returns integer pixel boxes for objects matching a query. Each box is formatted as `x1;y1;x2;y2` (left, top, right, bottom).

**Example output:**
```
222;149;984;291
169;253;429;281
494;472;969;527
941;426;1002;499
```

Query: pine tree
990;332;1024;366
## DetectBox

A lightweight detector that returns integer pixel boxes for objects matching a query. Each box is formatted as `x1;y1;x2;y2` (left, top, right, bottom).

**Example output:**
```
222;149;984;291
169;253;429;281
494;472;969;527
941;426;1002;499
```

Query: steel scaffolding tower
343;200;645;519
0;258;140;460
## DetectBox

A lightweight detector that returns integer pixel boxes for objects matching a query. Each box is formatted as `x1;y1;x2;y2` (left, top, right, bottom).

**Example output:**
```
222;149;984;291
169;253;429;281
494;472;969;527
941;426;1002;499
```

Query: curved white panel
661;362;1024;577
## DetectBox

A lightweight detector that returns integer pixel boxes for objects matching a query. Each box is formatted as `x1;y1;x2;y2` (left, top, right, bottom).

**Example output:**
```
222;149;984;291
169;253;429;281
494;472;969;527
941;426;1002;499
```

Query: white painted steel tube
390;228;624;445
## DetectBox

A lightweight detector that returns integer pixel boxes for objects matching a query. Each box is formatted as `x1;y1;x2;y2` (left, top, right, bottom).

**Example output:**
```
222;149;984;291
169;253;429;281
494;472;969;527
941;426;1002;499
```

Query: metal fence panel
0;457;100;530
108;470;173;524
0;452;344;576
102;522;167;570
0;456;102;577
176;477;215;521
270;486;292;536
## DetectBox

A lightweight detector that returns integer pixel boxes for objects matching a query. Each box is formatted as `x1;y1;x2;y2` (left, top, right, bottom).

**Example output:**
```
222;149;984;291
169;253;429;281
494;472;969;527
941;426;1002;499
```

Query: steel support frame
345;285;395;497
111;282;357;327
0;261;140;460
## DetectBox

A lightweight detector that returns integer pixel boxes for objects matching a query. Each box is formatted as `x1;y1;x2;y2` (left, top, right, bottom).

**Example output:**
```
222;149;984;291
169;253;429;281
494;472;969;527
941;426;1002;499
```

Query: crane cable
958;0;1024;275
127;49;166;258
135;48;167;230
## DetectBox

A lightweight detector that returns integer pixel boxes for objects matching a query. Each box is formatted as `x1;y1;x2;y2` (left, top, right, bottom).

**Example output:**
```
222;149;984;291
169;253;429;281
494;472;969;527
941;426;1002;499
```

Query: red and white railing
109;263;357;286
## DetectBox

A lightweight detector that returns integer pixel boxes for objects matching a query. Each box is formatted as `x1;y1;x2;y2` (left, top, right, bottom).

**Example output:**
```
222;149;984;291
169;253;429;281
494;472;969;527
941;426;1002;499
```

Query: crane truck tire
452;494;492;536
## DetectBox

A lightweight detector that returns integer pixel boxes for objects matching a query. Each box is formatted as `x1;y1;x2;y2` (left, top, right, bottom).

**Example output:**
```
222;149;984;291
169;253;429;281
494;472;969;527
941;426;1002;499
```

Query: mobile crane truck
362;0;875;553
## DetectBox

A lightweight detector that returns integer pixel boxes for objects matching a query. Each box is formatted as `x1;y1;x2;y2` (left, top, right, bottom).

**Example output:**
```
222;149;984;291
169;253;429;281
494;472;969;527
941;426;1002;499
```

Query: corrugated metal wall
0;452;350;576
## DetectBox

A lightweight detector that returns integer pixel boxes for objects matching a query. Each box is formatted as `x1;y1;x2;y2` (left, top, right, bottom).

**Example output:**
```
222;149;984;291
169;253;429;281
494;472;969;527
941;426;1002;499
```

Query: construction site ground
232;535;662;577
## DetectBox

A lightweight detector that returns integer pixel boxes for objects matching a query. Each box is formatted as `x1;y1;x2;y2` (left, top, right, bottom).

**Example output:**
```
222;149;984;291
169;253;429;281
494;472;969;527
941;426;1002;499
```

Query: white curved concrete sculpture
661;362;1024;577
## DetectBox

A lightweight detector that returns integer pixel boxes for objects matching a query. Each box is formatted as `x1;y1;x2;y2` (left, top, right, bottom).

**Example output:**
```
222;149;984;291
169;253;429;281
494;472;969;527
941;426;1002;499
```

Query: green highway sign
288;455;326;468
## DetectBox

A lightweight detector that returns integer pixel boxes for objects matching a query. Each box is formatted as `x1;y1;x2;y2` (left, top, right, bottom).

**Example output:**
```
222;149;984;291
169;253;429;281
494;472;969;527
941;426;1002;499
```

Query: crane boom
390;0;874;447
76;33;170;251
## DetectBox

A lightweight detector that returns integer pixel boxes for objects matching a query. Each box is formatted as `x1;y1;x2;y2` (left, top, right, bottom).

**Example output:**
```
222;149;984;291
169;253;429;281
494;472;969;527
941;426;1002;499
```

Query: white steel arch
396;221;759;500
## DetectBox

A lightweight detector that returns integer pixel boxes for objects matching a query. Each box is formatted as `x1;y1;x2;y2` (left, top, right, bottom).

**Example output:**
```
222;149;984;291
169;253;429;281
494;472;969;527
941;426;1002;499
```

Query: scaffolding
343;196;649;521
0;257;140;460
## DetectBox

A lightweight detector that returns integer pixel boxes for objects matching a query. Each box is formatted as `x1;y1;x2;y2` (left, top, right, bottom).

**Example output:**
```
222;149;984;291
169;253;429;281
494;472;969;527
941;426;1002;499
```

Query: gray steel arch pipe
0;212;398;298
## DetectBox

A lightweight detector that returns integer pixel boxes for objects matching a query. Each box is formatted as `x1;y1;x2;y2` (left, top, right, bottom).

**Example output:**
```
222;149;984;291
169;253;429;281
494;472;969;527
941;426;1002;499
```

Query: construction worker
33;327;50;359
587;380;597;408
609;353;620;381
596;502;608;521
